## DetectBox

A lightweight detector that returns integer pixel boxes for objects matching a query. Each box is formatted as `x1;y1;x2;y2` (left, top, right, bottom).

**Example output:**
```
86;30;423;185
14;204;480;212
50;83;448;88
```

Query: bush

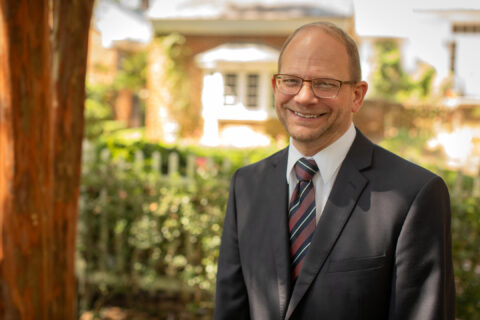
77;139;276;316
77;141;234;316
441;171;480;320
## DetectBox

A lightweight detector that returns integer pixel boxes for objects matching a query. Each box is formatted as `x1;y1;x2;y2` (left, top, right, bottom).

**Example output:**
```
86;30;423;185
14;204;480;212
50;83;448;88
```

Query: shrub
77;140;243;315
441;170;480;319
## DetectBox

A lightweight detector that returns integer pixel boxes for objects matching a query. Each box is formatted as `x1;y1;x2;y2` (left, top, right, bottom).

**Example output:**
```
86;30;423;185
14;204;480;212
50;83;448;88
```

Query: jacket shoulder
351;130;444;192
373;144;439;180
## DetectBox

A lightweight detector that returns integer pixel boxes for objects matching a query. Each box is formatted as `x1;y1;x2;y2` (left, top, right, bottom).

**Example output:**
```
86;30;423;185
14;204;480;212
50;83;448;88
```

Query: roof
147;0;353;20
147;0;353;36
195;43;279;68
94;0;153;48
413;0;480;11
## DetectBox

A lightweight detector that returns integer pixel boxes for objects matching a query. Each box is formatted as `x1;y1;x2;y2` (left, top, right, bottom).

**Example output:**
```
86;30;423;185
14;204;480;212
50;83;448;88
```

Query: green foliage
441;172;480;320
371;40;412;100
78;146;229;316
92;137;277;178
158;33;189;112
85;50;147;141
379;128;432;164
113;51;147;92
157;33;201;138
371;40;436;103
79;163;227;290
77;139;278;316
84;82;122;140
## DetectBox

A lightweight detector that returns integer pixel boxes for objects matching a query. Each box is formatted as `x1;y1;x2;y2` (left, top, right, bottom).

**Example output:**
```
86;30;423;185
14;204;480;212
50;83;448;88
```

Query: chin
290;129;327;144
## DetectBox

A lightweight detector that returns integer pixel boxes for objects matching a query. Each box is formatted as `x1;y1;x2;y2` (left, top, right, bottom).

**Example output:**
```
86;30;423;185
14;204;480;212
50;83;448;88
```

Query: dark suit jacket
214;129;455;320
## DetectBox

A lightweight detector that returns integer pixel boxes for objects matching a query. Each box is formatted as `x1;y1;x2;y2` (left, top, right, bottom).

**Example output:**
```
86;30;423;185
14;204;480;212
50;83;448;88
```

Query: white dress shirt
287;123;356;224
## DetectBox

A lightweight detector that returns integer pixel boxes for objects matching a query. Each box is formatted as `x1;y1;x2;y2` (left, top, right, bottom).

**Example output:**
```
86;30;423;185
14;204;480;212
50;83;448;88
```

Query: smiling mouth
292;110;323;119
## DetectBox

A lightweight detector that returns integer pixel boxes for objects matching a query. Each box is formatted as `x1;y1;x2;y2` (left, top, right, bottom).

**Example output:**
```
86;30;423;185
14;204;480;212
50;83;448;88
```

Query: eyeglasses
273;74;356;99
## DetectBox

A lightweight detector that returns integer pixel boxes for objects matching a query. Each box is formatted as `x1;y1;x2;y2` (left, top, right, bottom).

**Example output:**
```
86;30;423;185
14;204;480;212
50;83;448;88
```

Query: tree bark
0;1;55;319
0;0;94;319
51;1;95;319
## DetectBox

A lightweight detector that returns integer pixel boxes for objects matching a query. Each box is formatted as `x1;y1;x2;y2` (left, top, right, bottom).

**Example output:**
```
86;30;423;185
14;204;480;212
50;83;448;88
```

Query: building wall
87;28;119;86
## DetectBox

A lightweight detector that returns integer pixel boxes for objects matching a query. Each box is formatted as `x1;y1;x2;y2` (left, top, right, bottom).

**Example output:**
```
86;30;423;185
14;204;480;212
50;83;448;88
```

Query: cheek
274;93;291;108
328;98;348;114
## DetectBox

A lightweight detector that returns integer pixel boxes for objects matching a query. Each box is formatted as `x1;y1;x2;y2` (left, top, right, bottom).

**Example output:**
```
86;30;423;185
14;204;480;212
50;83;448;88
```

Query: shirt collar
287;123;356;184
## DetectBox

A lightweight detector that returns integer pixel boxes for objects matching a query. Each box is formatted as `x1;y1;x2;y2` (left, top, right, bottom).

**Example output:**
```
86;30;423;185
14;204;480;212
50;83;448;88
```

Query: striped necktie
289;158;319;283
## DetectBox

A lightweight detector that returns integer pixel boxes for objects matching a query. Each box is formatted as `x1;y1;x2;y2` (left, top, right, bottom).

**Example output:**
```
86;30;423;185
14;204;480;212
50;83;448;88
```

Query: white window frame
196;43;278;121
214;63;275;121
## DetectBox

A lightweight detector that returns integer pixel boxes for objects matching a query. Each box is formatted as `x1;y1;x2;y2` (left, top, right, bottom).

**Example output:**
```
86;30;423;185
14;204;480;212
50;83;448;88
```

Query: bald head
278;22;362;82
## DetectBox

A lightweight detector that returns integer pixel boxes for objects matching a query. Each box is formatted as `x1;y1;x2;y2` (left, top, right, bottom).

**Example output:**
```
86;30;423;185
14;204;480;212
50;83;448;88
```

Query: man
214;21;455;320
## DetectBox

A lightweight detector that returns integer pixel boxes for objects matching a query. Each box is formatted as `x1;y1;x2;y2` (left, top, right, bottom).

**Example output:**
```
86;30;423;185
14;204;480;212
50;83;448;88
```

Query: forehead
280;28;350;78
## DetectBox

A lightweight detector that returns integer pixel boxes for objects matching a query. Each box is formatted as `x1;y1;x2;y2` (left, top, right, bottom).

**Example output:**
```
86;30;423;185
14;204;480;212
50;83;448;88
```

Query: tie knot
294;158;318;181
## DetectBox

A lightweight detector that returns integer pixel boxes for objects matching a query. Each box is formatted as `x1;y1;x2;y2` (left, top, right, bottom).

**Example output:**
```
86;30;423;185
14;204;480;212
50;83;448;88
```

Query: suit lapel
285;130;373;319
265;148;291;319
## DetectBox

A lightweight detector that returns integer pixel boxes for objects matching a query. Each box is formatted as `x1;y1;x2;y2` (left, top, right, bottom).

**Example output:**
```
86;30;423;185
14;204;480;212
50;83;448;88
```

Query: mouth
291;110;324;119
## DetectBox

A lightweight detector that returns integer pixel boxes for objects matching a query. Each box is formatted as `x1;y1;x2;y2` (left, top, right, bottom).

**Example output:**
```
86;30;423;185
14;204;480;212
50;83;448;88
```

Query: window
246;74;259;108
452;23;480;34
197;43;278;118
224;73;238;105
217;70;275;118
223;72;261;109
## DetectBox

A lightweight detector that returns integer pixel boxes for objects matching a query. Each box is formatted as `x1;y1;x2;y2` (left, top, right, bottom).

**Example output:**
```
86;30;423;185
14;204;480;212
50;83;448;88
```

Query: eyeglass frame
273;73;357;99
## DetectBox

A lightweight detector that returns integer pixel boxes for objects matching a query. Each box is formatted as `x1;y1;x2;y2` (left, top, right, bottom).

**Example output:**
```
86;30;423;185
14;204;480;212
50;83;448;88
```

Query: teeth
294;111;320;118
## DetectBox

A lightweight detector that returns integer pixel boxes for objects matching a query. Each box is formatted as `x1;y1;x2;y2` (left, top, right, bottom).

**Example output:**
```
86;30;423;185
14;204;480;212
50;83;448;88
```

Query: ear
271;76;277;93
351;81;368;113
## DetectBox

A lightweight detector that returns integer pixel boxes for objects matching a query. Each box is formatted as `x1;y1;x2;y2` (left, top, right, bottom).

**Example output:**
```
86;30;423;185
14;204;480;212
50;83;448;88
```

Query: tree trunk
51;1;95;319
0;1;55;318
0;0;94;319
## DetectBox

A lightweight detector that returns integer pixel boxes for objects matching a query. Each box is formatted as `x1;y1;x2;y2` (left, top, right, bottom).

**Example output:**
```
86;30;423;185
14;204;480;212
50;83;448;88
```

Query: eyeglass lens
276;75;341;98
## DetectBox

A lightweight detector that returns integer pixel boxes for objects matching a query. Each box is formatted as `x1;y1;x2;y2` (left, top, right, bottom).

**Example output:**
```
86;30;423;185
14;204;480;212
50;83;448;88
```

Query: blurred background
78;0;480;319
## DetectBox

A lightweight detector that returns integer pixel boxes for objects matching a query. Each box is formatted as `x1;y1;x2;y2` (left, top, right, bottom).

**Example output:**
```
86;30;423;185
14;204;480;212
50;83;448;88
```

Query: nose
294;81;318;104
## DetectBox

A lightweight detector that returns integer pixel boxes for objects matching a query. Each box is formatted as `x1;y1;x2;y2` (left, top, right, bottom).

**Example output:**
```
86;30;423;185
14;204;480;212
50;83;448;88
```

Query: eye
313;79;338;89
282;77;302;87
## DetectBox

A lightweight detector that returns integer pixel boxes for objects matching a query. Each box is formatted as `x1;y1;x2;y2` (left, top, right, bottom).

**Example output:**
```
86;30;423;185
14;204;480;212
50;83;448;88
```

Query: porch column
200;71;223;146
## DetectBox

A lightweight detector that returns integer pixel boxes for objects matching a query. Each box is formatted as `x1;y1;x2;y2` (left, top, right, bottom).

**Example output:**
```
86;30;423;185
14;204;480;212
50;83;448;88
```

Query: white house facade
354;0;480;105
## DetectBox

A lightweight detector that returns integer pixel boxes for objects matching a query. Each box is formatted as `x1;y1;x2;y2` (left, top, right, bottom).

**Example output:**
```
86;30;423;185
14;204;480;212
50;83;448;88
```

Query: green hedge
442;170;480;320
77;142;233;316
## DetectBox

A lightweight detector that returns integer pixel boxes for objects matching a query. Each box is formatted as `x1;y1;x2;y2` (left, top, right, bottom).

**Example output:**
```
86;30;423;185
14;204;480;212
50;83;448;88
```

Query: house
88;0;478;148
146;0;354;147
353;0;480;171
354;0;480;106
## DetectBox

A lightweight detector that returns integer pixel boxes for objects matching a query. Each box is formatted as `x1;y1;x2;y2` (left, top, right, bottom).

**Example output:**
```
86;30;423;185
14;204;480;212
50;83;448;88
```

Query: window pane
224;73;238;105
246;73;259;108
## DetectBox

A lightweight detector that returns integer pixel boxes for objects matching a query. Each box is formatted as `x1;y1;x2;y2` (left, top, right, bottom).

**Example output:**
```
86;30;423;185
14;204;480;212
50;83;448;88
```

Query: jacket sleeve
389;176;455;319
214;170;251;320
